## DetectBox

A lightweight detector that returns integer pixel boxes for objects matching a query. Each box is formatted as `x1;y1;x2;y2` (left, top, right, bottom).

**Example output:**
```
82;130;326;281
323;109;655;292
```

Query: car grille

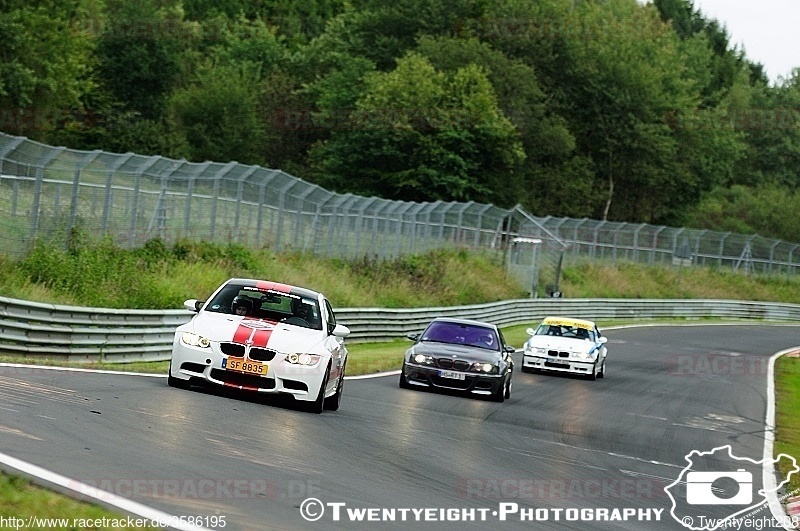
219;343;277;362
180;362;206;374
249;348;277;362
220;343;245;356
548;350;571;358
435;358;471;371
210;369;275;389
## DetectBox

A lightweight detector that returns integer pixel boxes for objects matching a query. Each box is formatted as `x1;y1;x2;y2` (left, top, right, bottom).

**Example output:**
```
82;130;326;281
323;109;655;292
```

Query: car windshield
420;321;500;351
205;284;322;330
535;323;594;340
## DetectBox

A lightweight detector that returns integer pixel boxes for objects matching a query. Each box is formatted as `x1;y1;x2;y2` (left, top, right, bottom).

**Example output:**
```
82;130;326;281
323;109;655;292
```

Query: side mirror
184;299;203;312
406;333;420;341
504;345;517;353
332;324;350;338
526;327;536;336
598;336;608;344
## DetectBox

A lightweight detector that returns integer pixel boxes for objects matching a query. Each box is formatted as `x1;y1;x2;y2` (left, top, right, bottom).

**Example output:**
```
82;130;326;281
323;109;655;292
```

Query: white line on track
0;451;210;531
764;347;800;530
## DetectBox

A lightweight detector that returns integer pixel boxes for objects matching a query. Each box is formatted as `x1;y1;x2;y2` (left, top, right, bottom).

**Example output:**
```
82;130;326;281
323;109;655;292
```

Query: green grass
775;355;800;494
0;473;124;530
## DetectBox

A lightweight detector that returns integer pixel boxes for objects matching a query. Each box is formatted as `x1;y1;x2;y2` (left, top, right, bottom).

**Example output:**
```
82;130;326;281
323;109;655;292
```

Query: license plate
438;370;465;380
224;357;267;375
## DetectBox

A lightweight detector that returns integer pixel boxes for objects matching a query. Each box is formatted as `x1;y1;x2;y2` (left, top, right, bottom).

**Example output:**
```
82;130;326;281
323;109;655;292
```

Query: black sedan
399;317;514;402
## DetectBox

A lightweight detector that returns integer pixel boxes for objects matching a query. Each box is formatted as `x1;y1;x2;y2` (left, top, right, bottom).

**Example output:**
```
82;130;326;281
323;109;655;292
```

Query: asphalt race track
1;324;799;530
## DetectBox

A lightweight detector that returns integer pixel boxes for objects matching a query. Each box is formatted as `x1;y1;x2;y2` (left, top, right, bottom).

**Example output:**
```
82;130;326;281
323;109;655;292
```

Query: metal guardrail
2;296;800;363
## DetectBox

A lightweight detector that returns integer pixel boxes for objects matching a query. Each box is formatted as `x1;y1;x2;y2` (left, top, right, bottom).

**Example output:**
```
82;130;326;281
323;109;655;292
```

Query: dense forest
2;0;799;240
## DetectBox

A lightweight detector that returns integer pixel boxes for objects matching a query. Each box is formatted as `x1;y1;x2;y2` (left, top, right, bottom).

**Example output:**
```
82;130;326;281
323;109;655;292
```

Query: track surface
1;324;799;530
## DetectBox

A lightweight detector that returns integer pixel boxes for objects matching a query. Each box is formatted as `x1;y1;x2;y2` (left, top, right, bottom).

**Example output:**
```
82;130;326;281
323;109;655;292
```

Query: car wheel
492;374;508;403
324;362;346;411
504;373;512;399
399;362;411;389
598;359;605;379
311;364;331;414
520;365;531;374
588;362;598;381
167;362;190;389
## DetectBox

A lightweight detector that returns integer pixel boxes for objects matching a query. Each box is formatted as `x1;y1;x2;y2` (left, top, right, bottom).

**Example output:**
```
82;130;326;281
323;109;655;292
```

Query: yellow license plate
225;357;267;375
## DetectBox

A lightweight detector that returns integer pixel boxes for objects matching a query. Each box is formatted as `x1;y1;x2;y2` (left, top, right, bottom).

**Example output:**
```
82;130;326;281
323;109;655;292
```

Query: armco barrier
2;296;800;362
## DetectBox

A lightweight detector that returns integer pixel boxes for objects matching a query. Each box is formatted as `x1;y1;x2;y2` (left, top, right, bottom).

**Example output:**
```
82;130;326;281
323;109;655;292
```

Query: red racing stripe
233;324;253;344
271;282;292;293
256;280;292;293
251;328;273;348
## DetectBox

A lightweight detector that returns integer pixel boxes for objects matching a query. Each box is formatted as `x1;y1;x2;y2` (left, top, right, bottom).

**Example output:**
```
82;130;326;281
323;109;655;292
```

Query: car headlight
471;362;498;374
181;332;210;348
534;347;546;356
579;350;596;360
413;353;434;365
286;353;321;366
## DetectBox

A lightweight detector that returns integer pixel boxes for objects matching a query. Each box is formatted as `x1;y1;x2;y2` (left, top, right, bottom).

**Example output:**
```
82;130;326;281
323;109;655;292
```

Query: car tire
311;364;331;414
520;365;531;374
504;373;512;399
167;362;190;389
598;359;605;379
324;362;345;411
492;374;508;403
399;362;411;389
589;362;598;381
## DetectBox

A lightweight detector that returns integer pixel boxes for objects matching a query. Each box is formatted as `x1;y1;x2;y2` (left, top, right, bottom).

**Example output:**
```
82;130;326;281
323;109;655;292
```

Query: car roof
226;278;321;299
542;316;596;329
428;317;499;330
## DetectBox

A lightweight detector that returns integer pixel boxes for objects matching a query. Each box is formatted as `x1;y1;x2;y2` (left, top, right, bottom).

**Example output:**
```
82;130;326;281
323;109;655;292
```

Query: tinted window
324;299;336;334
205;283;322;330
420;321;499;351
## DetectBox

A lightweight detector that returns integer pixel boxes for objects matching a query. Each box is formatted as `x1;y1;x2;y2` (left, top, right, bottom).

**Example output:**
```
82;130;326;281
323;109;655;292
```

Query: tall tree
0;0;98;136
557;0;730;222
653;0;748;106
95;0;186;119
308;52;524;204
415;35;586;213
170;61;266;164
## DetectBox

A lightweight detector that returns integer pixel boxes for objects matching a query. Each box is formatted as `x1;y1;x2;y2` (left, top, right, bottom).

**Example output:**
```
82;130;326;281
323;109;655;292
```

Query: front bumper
402;363;505;396
523;353;598;376
169;338;327;402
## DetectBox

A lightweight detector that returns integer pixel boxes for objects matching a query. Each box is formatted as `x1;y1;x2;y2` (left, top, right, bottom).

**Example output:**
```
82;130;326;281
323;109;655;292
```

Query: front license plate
224;357;267;375
438;370;465;380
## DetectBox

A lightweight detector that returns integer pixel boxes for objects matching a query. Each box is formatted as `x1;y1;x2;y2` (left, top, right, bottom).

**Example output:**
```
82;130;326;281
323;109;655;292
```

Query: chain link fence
1;132;799;294
525;216;800;277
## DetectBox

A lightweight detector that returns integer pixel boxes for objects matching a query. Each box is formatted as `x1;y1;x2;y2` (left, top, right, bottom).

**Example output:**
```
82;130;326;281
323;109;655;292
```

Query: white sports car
168;278;350;413
521;316;607;380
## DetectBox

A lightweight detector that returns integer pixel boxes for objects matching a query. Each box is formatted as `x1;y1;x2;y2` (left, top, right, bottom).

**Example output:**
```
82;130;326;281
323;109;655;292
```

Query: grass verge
0;474;125;529
775;355;800;495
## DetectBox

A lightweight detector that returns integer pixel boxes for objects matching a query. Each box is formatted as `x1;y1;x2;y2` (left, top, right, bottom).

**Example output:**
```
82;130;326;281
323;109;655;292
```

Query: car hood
187;312;325;353
525;335;598;354
409;341;502;363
